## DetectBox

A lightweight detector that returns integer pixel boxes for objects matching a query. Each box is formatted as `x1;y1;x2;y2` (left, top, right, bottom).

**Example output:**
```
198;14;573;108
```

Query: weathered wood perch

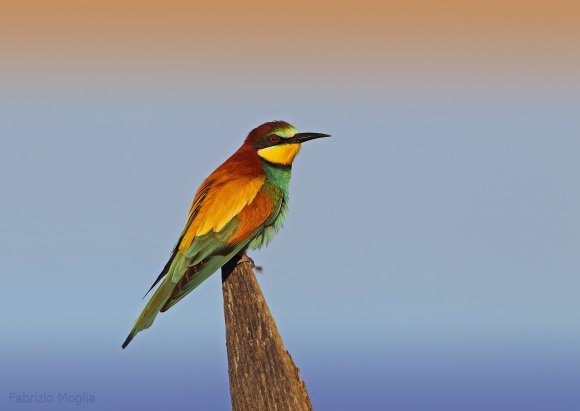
221;253;313;411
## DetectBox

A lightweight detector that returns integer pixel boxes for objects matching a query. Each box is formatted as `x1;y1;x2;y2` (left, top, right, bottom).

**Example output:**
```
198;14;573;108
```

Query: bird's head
245;121;330;166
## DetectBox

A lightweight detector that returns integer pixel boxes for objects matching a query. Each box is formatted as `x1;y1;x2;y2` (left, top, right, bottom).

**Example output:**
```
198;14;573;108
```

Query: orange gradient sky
2;0;579;98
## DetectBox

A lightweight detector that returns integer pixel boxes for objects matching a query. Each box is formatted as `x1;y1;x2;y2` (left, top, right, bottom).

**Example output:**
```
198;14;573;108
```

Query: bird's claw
237;254;263;273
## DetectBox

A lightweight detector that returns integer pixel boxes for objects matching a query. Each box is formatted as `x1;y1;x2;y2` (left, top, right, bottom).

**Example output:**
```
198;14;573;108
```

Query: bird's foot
237;254;263;273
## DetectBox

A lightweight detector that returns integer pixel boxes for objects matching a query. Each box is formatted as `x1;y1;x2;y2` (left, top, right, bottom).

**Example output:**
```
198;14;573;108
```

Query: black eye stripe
269;135;280;143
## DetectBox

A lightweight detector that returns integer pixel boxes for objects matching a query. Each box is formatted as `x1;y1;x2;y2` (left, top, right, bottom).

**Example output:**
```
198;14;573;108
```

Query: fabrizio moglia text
8;392;96;406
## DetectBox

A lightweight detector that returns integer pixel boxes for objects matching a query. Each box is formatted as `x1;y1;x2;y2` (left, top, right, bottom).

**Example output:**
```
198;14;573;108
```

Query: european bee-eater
122;121;329;348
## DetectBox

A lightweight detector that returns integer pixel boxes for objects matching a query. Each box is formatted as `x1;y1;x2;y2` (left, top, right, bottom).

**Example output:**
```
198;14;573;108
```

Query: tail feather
122;247;245;348
122;276;177;349
142;251;176;299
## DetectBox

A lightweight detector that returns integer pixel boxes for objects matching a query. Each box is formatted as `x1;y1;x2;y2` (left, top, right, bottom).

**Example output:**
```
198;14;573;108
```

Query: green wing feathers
121;220;246;349
122;182;287;348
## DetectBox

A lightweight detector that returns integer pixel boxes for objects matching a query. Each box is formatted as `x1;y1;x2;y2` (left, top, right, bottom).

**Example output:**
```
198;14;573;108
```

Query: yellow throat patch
257;144;301;165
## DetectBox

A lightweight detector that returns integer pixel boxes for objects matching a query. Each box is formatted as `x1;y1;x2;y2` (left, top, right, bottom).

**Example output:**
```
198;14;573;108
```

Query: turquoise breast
248;162;292;250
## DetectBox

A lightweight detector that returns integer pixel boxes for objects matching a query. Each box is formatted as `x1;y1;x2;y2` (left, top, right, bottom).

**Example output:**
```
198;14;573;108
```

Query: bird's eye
269;135;280;144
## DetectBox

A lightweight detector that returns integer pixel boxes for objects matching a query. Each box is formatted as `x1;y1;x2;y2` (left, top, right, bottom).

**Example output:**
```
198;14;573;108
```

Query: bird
122;121;329;348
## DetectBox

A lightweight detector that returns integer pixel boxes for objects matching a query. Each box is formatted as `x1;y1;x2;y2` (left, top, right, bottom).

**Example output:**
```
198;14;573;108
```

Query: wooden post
221;254;313;411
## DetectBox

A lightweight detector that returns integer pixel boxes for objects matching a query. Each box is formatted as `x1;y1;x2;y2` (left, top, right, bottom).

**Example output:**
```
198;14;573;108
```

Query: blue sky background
1;1;580;408
1;86;579;410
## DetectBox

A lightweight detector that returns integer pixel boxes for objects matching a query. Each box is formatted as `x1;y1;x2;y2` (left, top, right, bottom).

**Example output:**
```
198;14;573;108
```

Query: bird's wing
177;173;267;252
159;183;282;311
143;172;266;296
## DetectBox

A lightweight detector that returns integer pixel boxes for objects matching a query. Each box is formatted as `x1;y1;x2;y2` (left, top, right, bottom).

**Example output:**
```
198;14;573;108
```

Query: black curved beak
293;132;331;143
